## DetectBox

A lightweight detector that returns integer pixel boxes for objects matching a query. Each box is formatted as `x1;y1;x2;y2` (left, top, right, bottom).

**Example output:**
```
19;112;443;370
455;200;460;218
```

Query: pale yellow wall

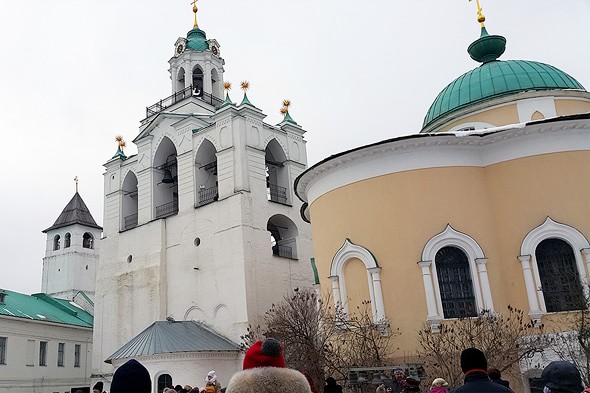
555;99;590;116
439;104;518;132
309;150;590;355
343;258;371;318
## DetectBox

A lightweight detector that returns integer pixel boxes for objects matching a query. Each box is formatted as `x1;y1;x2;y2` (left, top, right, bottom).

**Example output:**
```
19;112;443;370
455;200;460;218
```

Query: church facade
92;7;314;391
296;11;590;393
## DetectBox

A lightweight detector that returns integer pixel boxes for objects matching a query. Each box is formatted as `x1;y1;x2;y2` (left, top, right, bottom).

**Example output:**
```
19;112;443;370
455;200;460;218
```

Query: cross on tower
74;176;79;193
191;0;199;28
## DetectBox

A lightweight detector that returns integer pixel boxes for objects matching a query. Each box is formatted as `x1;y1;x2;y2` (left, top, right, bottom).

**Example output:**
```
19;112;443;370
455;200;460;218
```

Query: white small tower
42;181;102;304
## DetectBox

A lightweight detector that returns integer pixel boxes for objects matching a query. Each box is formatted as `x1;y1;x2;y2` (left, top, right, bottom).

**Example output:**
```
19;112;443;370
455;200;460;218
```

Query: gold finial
74;176;79;193
241;81;250;92
191;0;199;28
280;107;288;117
470;0;486;27
224;82;232;92
282;99;291;109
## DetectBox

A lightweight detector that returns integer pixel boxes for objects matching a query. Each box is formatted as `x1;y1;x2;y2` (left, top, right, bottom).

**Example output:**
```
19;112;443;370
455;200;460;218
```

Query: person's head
541;361;584;393
487;368;501;381
110;359;151;393
393;368;405;381
431;378;449;388
404;377;420;392
243;338;286;370
460;348;487;373
206;370;218;384
326;377;337;386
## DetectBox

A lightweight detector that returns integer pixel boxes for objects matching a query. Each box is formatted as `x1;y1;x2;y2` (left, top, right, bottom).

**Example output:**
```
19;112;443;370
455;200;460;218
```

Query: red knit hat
243;338;286;369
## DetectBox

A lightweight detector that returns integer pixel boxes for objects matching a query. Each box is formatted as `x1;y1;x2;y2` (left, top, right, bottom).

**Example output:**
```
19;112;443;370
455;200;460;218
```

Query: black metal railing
272;239;297;259
267;183;288;205
198;185;218;207
123;213;138;230
155;200;178;219
144;86;225;120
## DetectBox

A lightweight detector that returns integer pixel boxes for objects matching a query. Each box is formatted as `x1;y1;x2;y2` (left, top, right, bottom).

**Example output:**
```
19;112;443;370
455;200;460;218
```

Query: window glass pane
536;238;584;312
74;344;80;367
158;374;173;393
0;337;6;364
39;341;47;366
57;343;65;366
435;246;477;318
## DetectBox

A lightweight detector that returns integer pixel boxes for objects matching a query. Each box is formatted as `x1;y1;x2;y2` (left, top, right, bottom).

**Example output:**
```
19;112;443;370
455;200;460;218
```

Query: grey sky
1;1;589;295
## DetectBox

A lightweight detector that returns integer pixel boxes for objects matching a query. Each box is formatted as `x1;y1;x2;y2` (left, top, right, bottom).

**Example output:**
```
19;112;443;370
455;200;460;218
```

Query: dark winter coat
450;371;513;393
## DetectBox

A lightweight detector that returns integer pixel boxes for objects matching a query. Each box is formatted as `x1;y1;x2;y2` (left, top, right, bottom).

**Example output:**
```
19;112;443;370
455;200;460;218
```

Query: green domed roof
186;27;208;51
423;60;585;129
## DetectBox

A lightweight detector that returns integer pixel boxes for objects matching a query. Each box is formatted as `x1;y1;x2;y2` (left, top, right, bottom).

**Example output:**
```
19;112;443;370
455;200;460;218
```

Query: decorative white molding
420;225;492;325
520;217;590;317
296;123;590;206
330;239;385;321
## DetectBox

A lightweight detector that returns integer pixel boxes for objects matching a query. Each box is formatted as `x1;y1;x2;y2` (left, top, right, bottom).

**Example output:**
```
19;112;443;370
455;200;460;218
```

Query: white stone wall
0;317;92;393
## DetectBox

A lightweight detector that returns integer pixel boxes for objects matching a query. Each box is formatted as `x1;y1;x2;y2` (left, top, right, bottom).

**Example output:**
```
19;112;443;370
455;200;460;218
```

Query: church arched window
53;234;61;251
122;171;139;230
536;238;584;312
153;137;178;219
192;66;204;97
157;374;172;393
435;246;477;318
195;139;218;207
267;214;298;259
265;139;289;205
64;233;71;248
177;67;186;92
83;232;94;249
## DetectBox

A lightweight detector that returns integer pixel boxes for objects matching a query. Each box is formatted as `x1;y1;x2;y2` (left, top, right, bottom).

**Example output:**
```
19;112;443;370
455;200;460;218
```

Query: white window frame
519;217;590;322
419;225;493;331
329;238;385;322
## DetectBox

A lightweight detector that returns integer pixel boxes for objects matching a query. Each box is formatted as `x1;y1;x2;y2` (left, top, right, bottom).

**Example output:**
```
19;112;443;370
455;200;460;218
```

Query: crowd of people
96;340;590;393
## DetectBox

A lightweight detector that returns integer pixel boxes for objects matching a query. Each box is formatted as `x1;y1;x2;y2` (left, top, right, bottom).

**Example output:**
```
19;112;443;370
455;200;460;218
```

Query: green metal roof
105;321;239;363
186;28;208;51
423;60;585;129
0;289;93;328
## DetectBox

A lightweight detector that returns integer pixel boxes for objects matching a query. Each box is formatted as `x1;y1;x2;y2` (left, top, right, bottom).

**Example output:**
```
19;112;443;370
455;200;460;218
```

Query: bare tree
417;306;548;387
240;289;400;391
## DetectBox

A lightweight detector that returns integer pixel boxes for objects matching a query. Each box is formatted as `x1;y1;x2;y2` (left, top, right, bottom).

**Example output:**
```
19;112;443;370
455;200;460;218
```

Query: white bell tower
41;181;101;304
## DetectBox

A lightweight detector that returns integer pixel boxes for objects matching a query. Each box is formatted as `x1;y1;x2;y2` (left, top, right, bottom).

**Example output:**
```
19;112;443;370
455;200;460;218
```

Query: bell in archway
161;169;174;183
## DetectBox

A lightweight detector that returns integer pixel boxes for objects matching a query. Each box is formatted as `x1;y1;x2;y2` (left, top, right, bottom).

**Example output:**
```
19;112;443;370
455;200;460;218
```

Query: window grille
435;246;477;318
536;238;584;312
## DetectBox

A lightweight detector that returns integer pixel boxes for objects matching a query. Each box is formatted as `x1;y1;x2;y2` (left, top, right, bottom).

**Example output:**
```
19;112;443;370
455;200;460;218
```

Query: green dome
423;60;585;129
186;28;208;51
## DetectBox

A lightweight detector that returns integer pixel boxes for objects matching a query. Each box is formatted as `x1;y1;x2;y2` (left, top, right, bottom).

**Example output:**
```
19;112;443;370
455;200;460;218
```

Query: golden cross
191;0;199;28
470;0;486;27
74;176;79;193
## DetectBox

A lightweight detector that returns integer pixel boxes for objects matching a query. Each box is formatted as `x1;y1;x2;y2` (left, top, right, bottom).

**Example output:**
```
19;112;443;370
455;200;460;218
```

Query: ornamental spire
191;0;200;28
469;0;486;28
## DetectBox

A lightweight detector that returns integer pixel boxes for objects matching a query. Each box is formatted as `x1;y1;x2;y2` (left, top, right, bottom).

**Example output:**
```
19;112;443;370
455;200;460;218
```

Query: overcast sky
1;1;589;295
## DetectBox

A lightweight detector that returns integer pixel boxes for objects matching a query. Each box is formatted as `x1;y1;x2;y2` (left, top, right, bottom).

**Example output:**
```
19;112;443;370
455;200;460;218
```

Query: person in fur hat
205;370;222;393
430;378;449;393
225;337;312;393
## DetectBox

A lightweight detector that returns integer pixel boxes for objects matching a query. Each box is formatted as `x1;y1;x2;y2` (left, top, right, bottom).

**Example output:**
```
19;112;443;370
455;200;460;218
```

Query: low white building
0;290;93;393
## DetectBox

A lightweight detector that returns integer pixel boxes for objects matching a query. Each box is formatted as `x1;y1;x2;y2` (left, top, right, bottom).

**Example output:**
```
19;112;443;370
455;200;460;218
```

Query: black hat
542;361;584;393
460;348;487;373
110;359;151;393
93;382;104;391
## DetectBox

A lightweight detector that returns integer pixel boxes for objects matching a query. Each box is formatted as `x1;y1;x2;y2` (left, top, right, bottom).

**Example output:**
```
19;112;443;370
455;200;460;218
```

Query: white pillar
418;261;439;319
475;258;494;311
367;267;385;322
518;255;543;318
581;248;590;283
329;275;341;307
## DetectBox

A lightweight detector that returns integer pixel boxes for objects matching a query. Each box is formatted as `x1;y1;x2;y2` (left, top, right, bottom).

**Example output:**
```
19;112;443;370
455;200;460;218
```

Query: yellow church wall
439;103;518;131
555;99;590;117
308;150;590;356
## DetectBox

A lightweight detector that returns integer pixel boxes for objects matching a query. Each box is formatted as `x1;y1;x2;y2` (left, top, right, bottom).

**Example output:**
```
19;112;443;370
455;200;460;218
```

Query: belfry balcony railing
267;183;288;205
197;185;218;207
123;213;138;230
143;86;224;122
272;239;297;259
155;200;178;219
